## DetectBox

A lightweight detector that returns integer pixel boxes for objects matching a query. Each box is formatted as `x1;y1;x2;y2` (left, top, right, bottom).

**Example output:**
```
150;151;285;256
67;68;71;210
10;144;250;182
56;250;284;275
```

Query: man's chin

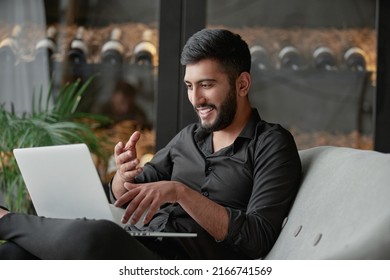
200;121;214;132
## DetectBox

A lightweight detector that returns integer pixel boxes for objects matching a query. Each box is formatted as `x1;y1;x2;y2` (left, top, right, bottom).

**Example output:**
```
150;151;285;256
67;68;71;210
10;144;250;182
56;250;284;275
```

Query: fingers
114;182;138;208
114;141;124;157
117;182;158;225
114;131;143;183
128;198;159;226
129;198;151;225
118;158;143;181
114;131;141;163
114;183;142;224
125;131;141;153
116;181;177;226
142;201;159;225
120;194;149;225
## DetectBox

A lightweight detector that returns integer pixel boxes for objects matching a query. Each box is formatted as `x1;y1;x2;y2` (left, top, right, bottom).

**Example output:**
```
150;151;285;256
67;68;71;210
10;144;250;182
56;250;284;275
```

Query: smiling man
0;29;301;260
184;58;252;151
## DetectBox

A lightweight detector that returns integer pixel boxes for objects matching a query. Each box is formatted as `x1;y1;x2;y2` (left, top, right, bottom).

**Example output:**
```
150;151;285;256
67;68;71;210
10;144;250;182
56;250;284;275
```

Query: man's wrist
110;172;127;201
175;181;189;204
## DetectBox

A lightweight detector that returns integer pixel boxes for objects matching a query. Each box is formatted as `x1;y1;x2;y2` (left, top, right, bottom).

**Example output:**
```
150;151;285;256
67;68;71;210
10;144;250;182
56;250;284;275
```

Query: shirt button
202;191;209;197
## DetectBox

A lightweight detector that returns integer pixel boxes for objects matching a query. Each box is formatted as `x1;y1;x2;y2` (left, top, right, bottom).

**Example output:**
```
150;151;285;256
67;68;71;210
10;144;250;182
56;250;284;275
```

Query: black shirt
111;108;301;259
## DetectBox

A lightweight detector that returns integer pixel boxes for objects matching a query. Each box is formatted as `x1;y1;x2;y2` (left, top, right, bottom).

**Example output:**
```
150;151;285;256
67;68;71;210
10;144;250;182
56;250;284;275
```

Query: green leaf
0;77;110;213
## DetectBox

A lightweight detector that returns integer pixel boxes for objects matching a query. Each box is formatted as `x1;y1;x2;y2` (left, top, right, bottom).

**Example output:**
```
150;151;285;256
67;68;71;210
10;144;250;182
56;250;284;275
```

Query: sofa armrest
265;146;390;259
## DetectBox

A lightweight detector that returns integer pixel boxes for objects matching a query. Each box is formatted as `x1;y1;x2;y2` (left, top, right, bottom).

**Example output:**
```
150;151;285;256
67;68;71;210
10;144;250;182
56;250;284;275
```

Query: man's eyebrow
184;78;217;84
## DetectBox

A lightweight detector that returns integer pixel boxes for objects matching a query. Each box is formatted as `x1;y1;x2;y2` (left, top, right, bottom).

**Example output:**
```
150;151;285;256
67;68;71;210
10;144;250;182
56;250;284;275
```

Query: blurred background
1;0;388;192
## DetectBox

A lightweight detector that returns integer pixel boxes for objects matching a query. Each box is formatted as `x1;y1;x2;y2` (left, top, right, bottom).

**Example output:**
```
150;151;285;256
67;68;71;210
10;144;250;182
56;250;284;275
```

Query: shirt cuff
107;176;117;204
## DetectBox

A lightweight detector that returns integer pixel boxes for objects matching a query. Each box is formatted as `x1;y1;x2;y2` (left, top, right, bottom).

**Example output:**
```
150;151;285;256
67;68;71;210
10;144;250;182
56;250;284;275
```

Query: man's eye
201;83;212;88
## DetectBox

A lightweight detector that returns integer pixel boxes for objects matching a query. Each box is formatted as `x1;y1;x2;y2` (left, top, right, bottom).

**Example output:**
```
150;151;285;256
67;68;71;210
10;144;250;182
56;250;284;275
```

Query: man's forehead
184;60;226;81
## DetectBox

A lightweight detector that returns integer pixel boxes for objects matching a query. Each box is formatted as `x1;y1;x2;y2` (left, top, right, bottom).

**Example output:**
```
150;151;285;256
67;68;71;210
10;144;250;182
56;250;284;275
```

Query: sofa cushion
265;146;390;259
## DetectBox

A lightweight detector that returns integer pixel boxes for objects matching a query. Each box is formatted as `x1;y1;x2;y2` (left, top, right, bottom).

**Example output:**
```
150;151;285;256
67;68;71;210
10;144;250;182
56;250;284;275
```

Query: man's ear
237;72;251;97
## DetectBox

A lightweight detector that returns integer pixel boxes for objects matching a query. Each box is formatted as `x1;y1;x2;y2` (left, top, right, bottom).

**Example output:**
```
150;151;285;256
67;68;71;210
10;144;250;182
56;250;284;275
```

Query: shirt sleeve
134;133;180;183
223;127;302;259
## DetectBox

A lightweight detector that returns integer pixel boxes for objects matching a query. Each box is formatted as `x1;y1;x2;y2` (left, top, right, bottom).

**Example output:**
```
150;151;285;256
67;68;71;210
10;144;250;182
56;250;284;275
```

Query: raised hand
111;131;143;200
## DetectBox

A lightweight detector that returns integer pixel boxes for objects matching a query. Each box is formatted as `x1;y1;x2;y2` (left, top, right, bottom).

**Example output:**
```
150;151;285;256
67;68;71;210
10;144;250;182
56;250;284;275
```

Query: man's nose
190;87;206;105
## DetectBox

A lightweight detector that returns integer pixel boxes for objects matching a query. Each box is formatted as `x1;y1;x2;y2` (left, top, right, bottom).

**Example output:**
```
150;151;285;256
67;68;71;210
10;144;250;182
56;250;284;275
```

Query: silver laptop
13;144;196;238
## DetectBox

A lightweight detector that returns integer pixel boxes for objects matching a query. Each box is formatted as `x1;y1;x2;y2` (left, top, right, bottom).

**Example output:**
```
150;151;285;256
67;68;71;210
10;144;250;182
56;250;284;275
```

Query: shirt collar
194;108;261;155
237;108;261;140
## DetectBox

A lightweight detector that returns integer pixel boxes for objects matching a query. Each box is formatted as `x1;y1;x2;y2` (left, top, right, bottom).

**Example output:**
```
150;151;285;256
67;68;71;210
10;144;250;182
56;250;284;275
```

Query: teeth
198;107;213;115
197;106;213;112
200;107;212;112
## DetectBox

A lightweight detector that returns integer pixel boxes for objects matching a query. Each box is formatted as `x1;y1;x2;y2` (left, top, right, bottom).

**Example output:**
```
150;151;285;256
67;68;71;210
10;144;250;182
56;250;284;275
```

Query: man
0;28;301;259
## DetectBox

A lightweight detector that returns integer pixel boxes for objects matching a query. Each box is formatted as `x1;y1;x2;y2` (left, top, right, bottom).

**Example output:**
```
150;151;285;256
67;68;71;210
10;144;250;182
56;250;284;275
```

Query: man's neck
212;106;252;153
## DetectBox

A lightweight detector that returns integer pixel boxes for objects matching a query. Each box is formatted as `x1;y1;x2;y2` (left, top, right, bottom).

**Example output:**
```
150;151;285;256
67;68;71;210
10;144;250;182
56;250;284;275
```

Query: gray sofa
265;146;390;259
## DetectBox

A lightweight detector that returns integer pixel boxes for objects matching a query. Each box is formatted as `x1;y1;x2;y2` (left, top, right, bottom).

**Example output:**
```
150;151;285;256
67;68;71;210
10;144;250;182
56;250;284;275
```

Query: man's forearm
176;182;229;241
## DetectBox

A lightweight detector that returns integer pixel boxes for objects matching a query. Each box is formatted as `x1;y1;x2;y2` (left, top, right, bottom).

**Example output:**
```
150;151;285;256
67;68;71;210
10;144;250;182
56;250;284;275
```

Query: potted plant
0;77;111;213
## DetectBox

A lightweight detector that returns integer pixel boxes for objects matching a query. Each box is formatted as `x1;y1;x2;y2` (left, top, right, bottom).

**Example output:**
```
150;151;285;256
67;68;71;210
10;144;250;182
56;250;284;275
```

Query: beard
196;87;237;133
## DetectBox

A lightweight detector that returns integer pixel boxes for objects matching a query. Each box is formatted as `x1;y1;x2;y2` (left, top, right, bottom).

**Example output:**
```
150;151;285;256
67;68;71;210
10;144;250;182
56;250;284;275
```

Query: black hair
181;29;251;83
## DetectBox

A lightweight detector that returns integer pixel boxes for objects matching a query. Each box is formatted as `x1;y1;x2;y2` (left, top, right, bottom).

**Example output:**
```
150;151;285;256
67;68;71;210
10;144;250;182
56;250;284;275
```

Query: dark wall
42;0;376;28
207;0;376;28
375;0;390;152
44;0;159;26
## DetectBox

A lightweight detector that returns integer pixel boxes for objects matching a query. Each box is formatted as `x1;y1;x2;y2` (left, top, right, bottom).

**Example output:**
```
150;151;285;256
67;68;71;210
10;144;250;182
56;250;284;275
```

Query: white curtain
0;0;50;114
